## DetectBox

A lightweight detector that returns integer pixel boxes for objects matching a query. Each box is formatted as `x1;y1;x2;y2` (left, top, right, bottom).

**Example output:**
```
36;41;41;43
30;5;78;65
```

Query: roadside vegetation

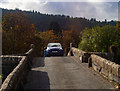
2;11;79;56
78;25;119;52
2;9;119;61
78;25;120;64
2;11;40;55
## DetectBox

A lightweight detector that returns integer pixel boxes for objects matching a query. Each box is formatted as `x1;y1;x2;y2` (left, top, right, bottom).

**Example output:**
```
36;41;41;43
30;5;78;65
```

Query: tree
62;30;80;50
2;8;115;33
78;25;119;52
2;11;37;54
116;21;120;30
49;21;62;35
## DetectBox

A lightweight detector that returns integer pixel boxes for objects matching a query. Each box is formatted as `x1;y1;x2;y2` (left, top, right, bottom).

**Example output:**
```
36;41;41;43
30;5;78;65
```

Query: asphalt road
25;56;115;89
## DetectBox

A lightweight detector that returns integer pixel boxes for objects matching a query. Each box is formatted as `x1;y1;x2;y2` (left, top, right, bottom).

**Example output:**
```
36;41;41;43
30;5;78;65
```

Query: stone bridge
0;44;120;90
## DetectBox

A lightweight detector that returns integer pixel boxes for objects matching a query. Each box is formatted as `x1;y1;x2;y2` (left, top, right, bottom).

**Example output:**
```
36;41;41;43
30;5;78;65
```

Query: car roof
47;43;61;46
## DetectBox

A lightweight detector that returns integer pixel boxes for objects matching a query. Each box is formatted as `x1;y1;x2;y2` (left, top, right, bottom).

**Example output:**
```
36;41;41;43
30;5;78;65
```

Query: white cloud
86;2;118;20
87;0;119;2
0;0;118;21
39;2;118;21
0;0;48;11
42;0;119;2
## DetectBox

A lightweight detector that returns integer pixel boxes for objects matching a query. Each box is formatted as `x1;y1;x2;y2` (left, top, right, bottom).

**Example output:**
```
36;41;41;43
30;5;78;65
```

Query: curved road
25;56;115;89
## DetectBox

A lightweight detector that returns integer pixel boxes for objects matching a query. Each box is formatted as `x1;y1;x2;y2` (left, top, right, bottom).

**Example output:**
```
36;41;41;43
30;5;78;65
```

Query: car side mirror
44;47;47;49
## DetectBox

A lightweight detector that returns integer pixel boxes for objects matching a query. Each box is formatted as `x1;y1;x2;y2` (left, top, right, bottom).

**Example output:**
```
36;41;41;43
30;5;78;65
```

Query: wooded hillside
2;8;116;33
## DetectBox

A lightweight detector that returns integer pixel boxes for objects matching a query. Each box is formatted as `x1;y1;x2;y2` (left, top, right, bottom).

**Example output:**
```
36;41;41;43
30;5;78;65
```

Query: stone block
113;75;120;84
79;56;82;61
92;63;98;72
67;51;71;56
112;63;119;77
92;62;101;72
79;51;83;56
103;59;108;70
100;68;109;77
107;61;114;73
98;58;104;68
97;65;101;72
119;66;120;77
91;57;95;63
91;54;97;62
108;72;114;81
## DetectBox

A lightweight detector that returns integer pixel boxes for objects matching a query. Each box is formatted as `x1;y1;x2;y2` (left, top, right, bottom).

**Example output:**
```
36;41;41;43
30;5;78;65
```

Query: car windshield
47;44;61;47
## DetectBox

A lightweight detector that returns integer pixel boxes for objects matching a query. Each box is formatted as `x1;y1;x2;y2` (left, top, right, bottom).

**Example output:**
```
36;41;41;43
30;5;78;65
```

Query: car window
47;44;61;47
51;45;60;47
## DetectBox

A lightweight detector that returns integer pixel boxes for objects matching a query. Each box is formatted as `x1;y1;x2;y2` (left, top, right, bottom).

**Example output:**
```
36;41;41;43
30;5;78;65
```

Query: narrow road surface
25;56;115;89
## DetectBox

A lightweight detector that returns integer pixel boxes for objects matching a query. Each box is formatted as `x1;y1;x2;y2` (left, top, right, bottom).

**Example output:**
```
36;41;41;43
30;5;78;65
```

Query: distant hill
1;8;116;33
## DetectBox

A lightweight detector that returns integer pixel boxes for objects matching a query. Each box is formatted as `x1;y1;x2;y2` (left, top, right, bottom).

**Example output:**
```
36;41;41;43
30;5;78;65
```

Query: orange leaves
2;11;80;56
2;11;38;55
62;30;80;48
40;30;62;47
39;30;80;51
2;11;33;32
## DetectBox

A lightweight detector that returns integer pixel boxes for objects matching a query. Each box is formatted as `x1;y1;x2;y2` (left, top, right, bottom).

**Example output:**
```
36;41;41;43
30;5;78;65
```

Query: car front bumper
45;49;63;56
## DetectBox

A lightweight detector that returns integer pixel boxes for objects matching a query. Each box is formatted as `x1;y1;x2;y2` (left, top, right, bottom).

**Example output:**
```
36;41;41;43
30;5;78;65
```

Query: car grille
50;49;59;52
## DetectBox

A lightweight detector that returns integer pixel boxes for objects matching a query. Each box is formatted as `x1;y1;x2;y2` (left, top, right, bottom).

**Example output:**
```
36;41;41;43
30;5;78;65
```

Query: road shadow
32;57;45;68
46;54;66;57
25;70;50;90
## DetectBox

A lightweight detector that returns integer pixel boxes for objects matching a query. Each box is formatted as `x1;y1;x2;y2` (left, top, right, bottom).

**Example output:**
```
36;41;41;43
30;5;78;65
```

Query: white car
45;43;63;56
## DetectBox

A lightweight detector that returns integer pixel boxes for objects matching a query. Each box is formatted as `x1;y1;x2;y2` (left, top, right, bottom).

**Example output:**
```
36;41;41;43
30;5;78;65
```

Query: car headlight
59;47;63;50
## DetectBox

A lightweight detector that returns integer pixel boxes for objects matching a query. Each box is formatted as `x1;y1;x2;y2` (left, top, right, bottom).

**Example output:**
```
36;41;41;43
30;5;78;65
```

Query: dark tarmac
25;56;115;89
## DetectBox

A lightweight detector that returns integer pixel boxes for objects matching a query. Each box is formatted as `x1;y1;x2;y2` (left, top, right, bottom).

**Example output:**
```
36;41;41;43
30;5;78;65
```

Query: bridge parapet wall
71;47;89;63
69;46;119;88
0;44;35;90
91;54;120;87
1;56;23;83
70;47;114;63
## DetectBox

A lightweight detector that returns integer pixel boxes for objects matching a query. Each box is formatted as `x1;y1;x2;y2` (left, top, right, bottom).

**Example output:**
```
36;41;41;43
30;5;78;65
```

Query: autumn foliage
2;11;41;55
39;30;79;55
2;11;80;56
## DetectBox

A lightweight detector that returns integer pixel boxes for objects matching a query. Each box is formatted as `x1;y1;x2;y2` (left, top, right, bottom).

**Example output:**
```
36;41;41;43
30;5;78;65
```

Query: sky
0;0;119;21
